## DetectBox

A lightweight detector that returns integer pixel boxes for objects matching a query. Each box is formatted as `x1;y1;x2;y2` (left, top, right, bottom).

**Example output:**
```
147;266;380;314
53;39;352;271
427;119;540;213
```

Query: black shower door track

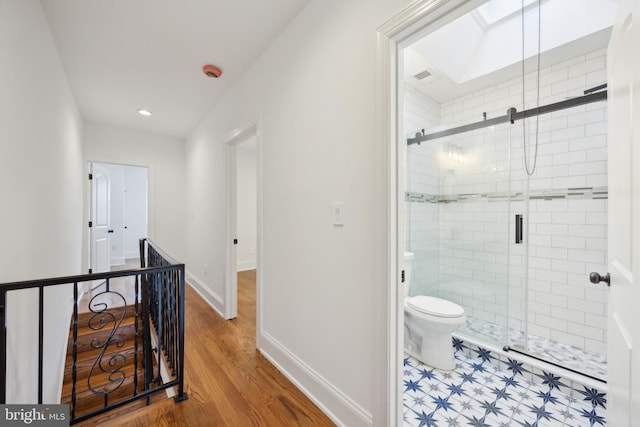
407;89;608;146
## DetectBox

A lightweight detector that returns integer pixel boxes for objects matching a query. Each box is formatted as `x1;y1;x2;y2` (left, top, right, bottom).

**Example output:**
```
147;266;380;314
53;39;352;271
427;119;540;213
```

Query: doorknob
107;229;114;234
589;272;610;286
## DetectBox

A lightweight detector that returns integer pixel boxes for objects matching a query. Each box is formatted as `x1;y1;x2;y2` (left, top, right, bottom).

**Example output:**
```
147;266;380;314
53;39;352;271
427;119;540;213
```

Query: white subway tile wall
405;49;608;367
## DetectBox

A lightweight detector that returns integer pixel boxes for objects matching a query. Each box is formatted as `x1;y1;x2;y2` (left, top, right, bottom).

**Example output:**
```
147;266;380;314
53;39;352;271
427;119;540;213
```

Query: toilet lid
406;296;464;318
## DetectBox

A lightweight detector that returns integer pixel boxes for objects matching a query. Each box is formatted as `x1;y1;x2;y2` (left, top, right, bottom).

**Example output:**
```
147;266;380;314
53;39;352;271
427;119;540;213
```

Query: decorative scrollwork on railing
86;289;128;397
0;239;186;425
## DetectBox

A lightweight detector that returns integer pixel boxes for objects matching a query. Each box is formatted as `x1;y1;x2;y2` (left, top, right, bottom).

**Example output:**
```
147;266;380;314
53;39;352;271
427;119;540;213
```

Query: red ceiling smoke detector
202;64;222;78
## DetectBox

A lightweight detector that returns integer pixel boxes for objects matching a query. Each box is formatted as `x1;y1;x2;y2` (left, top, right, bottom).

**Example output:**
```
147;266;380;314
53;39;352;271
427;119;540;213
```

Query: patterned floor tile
403;339;607;426
459;317;607;380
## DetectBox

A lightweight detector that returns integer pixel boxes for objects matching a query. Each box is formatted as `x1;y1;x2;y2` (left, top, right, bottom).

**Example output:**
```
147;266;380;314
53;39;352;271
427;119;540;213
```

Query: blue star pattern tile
403;339;607;426
458;317;607;381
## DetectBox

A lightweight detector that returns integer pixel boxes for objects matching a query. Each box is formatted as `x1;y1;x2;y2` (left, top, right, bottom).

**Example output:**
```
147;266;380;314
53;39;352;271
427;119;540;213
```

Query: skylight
476;0;537;27
406;0;617;103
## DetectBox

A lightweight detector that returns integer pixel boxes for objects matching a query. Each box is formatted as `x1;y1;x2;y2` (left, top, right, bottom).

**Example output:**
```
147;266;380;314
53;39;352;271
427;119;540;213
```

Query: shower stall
405;49;609;381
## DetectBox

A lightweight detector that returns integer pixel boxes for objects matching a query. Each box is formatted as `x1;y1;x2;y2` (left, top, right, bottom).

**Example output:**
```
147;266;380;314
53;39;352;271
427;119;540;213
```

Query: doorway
236;136;258;274
225;119;262;340
379;0;622;425
89;161;148;273
403;0;612;379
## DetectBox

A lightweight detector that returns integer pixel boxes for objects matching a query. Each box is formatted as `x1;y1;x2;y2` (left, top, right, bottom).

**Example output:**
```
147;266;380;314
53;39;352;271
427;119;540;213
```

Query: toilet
404;252;465;370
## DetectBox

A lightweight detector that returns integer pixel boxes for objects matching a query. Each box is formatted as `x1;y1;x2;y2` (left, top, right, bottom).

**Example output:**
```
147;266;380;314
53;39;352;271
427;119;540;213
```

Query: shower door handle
515;214;523;244
589;272;610;286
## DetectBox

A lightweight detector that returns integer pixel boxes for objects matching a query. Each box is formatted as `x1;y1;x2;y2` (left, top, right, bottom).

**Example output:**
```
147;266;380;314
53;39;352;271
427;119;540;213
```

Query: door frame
87;160;150;274
377;1;489;424
224;117;263;333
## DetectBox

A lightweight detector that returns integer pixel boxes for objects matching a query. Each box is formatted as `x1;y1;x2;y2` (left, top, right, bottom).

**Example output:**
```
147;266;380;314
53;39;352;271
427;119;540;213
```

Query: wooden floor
75;270;335;426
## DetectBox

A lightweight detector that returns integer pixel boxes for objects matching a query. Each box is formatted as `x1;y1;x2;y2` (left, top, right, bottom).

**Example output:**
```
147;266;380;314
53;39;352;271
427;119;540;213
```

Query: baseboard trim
185;272;224;318
259;331;372;427
110;257;125;267
237;260;256;272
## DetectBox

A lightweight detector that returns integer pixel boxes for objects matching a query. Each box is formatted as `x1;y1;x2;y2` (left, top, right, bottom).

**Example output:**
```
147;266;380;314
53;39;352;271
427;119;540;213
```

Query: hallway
76;270;334;426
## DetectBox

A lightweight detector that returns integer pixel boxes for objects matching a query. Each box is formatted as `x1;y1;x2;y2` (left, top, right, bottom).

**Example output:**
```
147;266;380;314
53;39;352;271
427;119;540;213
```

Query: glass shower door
506;102;608;381
437;123;511;349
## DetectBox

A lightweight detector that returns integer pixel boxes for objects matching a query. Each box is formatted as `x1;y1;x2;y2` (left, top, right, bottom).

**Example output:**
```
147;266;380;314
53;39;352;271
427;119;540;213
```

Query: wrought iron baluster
156;273;163;385
38;286;44;404
175;265;187;402
85;288;128;407
163;271;169;360
141;265;153;394
134;274;140;395
0;290;5;404
169;270;177;373
71;282;79;420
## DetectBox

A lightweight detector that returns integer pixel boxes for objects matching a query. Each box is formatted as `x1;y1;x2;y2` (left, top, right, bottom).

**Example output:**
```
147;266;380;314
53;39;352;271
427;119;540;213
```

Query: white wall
83;122;185;263
184;0;409;424
236;141;257;271
0;0;83;403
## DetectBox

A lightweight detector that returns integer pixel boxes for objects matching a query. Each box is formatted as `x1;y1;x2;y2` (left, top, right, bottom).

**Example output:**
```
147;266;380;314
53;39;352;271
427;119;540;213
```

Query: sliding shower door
406;128;441;300
435;124;511;349
507;102;608;381
406;115;513;349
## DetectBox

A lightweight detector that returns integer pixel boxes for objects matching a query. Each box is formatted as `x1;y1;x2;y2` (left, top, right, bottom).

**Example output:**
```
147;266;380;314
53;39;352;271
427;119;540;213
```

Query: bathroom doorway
378;0;624;424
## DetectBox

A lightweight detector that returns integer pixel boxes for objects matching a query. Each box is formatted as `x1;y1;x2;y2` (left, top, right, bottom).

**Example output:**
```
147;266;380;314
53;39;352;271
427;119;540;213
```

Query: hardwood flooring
74;270;335;427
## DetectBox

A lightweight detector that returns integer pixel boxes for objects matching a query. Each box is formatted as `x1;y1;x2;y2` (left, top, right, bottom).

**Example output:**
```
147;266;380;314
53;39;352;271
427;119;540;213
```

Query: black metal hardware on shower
584;83;607;95
503;344;605;383
515;214;523;244
406;88;607;146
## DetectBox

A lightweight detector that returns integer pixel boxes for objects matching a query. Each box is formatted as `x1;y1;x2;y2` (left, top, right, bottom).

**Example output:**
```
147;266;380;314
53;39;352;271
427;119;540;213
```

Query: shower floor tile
403;347;607;427
459;317;607;381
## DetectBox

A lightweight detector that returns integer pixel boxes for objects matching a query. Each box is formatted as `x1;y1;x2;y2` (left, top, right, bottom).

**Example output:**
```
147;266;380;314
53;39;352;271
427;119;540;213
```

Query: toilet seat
406;296;464;318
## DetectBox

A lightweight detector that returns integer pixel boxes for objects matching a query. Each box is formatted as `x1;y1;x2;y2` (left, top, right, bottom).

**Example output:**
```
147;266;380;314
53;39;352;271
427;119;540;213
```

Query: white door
90;163;111;273
606;0;639;424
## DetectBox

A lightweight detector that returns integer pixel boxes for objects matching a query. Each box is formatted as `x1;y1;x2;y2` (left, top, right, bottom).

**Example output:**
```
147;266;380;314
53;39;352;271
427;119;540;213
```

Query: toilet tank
403;252;414;297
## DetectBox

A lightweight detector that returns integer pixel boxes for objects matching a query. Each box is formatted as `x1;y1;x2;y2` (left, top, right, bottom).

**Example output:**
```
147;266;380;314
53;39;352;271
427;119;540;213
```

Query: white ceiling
39;0;311;139
405;0;618;103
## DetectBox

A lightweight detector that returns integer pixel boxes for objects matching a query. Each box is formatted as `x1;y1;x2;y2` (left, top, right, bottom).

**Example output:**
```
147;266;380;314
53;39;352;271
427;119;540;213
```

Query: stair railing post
174;265;187;402
139;238;147;269
139;239;154;394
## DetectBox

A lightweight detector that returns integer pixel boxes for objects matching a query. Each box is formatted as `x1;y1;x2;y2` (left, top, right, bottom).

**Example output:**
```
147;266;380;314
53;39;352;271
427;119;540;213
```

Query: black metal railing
0;239;187;424
139;239;187;401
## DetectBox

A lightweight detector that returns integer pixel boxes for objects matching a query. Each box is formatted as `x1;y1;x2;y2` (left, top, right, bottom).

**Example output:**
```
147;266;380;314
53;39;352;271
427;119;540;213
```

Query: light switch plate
333;202;344;226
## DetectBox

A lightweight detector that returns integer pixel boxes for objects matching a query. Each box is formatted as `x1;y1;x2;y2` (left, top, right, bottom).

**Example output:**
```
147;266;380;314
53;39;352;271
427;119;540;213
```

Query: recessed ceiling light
137;109;152;116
